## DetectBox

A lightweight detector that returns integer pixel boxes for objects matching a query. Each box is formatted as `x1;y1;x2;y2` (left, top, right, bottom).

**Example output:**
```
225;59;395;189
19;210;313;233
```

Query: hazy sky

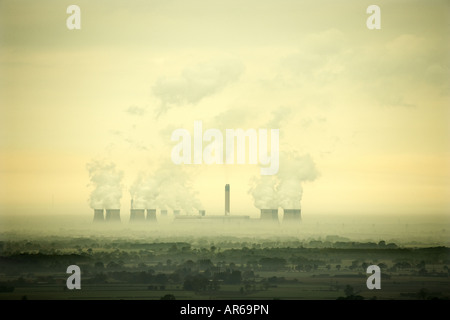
1;0;449;218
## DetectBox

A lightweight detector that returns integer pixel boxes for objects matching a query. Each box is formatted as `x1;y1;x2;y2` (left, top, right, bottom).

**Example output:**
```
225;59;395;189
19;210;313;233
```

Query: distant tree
418;288;428;300
378;263;388;270
169;272;180;283
183;275;208;292
0;286;14;293
226;270;242;284
160;294;176;300
207;280;220;292
350;260;359;270
418;268;428;276
378;241;386;248
336;265;341;271
337;285;364;300
259;257;287;271
416;261;426;269
155;273;168;284
344;285;354;297
106;261;119;269
198;259;213;270
183;260;195;269
92;273;107;284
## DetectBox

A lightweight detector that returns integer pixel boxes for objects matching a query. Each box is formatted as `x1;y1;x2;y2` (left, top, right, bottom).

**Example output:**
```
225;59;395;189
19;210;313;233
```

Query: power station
129;209;145;222
105;209;121;222
93;184;302;224
283;209;301;221
260;209;279;221
147;209;157;221
93;209;104;222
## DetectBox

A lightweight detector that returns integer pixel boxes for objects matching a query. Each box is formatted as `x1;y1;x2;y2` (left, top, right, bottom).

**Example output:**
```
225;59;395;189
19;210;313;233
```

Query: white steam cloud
152;59;244;115
87;160;124;209
249;153;318;209
130;163;202;213
248;176;278;210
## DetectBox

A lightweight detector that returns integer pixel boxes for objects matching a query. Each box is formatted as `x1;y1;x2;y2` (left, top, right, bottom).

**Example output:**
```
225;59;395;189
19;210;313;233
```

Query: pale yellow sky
0;0;449;218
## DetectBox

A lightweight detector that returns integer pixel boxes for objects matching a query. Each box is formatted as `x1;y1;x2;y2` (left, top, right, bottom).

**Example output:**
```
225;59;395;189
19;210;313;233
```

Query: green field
1;233;449;300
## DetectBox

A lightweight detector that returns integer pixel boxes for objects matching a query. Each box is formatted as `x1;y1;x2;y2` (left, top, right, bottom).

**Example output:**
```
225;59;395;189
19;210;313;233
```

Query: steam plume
249;152;318;209
130;163;202;214
87;160;124;209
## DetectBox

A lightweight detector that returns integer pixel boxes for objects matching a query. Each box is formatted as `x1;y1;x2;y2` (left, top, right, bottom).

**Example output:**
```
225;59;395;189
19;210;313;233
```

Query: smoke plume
249;175;278;210
87;160;124;209
152;59;244;115
130;163;202;214
249;152;318;209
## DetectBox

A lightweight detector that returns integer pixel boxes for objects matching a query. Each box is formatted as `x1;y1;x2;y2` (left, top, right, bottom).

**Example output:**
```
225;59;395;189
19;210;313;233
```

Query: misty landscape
1;0;449;304
0;213;448;300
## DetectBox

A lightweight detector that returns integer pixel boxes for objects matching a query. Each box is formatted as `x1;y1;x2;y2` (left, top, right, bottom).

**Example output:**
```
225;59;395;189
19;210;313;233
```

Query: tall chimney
93;209;104;222
225;184;230;215
105;209;121;222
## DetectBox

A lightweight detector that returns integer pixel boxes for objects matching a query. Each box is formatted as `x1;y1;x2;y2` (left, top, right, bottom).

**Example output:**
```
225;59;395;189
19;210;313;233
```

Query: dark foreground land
0;235;449;300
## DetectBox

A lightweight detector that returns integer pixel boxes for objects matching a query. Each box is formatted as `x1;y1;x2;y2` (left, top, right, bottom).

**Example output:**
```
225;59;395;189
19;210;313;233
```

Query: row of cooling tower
94;208;159;222
93;208;300;222
260;209;301;221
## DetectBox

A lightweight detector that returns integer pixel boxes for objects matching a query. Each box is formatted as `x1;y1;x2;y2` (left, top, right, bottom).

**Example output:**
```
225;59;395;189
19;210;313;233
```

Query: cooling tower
283;209;301;221
129;209;145;222
93;209;104;222
105;209;121;222
260;209;278;221
146;209;157;221
225;184;230;215
160;209;168;216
